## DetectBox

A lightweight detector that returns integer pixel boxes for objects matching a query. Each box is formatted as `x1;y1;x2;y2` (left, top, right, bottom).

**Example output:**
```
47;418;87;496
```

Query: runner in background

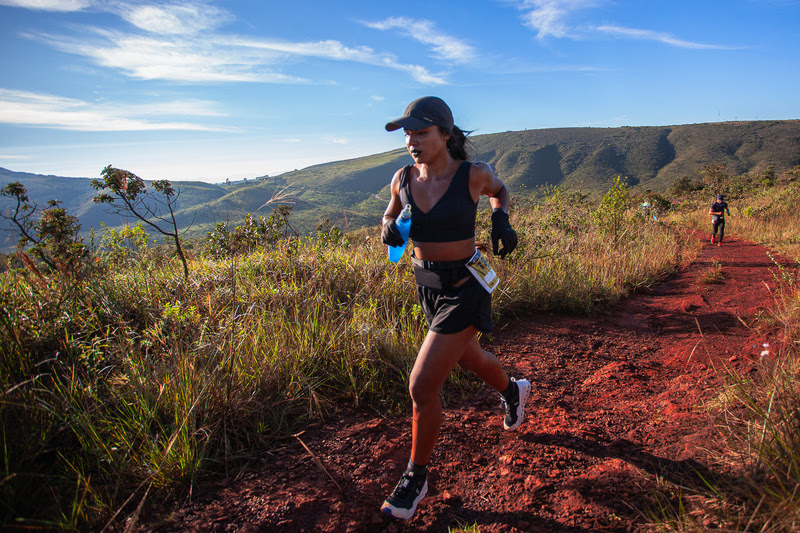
379;96;530;520
709;194;731;246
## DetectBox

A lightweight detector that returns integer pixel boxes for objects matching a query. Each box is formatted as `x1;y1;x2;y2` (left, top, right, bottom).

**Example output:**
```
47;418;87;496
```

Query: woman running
379;96;531;520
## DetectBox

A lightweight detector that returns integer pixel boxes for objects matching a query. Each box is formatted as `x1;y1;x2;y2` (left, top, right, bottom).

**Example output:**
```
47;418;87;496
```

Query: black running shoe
502;378;531;431
380;470;428;520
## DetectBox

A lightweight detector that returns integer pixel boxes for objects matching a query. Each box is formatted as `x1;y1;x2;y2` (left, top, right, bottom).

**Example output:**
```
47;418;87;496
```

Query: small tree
92;165;190;278
1;182;87;274
699;161;729;196
593;176;630;244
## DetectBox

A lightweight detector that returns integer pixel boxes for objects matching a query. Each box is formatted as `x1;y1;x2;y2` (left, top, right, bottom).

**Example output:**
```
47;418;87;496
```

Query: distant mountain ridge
2;119;798;247
475;120;800;192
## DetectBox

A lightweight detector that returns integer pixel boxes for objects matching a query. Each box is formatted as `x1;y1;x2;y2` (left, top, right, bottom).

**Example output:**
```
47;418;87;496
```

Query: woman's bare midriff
413;238;476;288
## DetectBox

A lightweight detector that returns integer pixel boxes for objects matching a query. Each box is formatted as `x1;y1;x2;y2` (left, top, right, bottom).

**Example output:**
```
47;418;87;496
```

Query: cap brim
385;116;437;132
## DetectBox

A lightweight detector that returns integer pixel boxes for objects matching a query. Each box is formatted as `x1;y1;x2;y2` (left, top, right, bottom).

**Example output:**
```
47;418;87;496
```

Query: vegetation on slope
1;176;693;529
2;119;798;243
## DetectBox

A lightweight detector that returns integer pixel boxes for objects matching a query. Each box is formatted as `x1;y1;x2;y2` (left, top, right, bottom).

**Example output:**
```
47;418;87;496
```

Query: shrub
0;182;90;277
592;176;631;244
204;206;294;259
670;175;702;197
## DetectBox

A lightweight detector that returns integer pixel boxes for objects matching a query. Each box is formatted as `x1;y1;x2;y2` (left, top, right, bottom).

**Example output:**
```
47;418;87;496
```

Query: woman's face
404;126;449;164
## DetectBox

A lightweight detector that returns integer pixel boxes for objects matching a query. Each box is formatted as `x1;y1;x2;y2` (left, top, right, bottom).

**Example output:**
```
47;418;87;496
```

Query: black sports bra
397;162;477;243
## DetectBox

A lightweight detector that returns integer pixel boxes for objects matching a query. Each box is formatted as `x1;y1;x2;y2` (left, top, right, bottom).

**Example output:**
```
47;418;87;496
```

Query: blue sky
1;0;798;183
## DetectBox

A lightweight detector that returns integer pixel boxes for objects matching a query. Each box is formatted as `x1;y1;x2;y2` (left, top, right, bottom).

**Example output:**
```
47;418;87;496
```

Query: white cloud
113;2;232;35
508;0;602;39
28;20;447;85
508;1;735;49
395;63;447;85
228;36;447;84
363;17;477;63
593;25;737;50
328;137;349;144
228;37;379;63
0;89;232;131
31;30;309;83
0;0;90;11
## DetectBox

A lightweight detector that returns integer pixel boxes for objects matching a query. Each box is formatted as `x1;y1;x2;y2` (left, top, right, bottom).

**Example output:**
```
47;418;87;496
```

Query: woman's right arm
382;168;404;225
381;169;407;247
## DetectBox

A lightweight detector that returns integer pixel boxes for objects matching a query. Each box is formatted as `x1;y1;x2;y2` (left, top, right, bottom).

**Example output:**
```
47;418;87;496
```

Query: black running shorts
416;276;494;334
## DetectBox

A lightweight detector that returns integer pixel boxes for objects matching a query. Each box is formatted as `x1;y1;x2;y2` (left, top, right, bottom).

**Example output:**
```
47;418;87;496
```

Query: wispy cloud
208;36;447;84
30;29;311;83
508;0;601;39
0;0;90;11
112;1;231;35
0;89;233;131
362;17;477;64
593;25;739;50
508;0;735;49
17;1;447;85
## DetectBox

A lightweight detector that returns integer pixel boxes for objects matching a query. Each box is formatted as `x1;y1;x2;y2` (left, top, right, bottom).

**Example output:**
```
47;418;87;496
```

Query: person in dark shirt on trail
379;96;530;520
709;194;731;246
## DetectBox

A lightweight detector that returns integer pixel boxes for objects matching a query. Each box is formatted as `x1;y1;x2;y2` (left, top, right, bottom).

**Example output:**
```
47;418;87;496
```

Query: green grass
0;182;720;529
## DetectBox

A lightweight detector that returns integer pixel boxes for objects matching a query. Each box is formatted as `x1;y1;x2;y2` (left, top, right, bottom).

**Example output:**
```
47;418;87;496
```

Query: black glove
381;219;405;247
491;209;517;258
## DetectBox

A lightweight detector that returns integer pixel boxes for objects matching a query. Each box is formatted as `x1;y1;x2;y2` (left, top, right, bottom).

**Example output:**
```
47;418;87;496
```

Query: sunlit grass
0;186;702;528
649;176;800;532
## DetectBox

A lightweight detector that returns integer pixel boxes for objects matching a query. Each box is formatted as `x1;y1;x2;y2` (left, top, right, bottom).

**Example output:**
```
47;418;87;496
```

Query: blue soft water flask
388;204;412;262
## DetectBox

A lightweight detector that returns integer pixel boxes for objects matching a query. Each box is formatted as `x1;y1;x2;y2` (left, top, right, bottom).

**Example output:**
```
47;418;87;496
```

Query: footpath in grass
139;230;796;532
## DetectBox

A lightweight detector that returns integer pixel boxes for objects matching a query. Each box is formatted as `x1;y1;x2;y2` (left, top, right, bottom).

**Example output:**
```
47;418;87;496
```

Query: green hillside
2;119;798;245
474;120;800;193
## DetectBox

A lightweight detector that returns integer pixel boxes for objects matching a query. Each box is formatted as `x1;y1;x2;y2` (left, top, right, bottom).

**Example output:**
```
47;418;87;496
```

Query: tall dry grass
0;184;695;529
652;174;800;532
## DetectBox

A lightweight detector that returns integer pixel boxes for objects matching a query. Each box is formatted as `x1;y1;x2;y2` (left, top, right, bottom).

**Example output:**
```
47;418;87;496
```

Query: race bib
466;249;500;293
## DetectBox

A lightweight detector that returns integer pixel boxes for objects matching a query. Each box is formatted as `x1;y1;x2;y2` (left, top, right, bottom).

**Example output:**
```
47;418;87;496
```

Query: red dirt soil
140;231;794;532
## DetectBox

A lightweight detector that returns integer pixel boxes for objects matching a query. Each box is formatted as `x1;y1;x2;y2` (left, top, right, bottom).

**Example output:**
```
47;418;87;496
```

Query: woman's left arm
471;162;509;210
471;162;517;258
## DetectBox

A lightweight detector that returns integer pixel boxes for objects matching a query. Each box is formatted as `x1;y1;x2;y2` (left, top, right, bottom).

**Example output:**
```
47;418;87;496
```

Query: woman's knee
408;374;439;407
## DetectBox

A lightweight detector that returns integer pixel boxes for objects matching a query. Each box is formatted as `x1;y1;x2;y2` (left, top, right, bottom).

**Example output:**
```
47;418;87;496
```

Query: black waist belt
412;255;471;290
411;256;470;270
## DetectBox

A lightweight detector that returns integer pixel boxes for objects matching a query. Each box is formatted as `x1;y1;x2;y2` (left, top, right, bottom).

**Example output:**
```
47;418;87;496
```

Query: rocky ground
138;231;792;532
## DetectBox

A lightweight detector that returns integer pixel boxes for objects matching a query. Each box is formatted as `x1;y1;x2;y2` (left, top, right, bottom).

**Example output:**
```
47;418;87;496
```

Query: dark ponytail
440;125;474;161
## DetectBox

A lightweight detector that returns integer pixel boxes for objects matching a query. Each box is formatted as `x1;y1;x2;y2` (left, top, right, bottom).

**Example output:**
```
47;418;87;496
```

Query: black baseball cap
385;96;454;132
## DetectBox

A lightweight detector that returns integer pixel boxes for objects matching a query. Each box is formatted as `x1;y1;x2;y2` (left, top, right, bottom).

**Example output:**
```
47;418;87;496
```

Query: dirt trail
145;231;792;532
